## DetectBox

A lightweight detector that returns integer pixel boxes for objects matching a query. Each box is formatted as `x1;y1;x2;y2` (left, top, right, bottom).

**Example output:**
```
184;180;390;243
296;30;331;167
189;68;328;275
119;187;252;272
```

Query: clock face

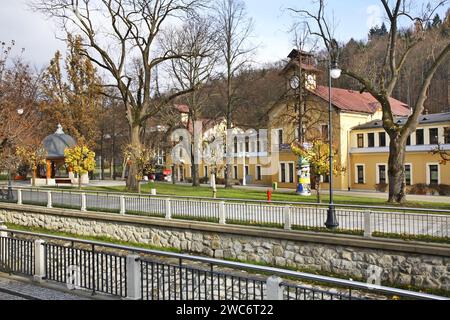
306;74;316;86
290;75;300;90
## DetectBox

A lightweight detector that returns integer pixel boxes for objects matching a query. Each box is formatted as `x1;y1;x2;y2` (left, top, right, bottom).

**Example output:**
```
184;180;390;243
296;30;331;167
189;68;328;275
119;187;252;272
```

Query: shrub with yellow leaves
64;145;96;188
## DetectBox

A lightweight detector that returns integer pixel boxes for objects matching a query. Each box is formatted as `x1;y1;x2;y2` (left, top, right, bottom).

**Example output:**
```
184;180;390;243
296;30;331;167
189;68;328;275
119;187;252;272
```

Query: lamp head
330;67;342;80
17;108;24;115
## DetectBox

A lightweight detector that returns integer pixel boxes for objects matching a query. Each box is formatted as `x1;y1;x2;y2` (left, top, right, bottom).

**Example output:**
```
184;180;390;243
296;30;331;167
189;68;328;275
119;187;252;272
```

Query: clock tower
284;49;319;91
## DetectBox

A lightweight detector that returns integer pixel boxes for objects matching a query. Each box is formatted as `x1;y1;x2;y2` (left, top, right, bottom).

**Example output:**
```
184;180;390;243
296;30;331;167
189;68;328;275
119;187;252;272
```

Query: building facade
165;50;450;192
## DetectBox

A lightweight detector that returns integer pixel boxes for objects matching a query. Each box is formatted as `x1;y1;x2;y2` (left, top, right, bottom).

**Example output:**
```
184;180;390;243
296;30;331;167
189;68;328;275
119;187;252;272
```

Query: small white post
219;201;226;225
165;198;172;219
81;193;87;212
0;222;8;237
33;239;46;282
283;206;291;230
17;189;22;205
364;211;372;238
47;191;52;208
120;195;126;215
266;276;283;300
125;255;141;300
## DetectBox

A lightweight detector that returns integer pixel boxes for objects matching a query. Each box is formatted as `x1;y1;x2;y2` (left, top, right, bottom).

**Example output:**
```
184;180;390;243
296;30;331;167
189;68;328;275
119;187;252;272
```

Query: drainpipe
347;129;351;191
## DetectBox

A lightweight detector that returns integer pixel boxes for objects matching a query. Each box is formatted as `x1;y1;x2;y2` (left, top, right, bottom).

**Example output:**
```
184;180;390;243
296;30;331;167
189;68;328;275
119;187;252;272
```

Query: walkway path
0;274;91;300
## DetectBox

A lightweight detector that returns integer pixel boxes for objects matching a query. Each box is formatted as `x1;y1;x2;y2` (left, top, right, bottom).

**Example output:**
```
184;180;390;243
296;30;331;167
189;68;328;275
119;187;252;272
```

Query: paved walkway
0;274;91;300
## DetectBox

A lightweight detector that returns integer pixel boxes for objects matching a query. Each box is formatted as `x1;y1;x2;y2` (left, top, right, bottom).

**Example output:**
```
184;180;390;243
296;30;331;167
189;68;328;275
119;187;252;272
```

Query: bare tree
215;0;255;188
291;0;450;204
0;43;42;177
164;16;219;186
33;0;208;191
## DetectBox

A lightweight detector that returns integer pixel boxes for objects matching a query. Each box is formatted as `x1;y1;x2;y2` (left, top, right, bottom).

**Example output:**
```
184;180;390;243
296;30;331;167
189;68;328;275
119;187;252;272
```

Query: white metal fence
1;187;450;240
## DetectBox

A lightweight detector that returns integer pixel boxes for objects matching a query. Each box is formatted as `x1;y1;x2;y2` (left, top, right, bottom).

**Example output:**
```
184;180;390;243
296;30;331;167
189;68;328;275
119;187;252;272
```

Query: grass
292;225;365;236
373;232;450;245
4;223;449;298
79;182;450;211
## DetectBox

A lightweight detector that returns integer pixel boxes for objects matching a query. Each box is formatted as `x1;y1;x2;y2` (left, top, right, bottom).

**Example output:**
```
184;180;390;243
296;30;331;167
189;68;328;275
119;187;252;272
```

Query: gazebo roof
42;124;76;160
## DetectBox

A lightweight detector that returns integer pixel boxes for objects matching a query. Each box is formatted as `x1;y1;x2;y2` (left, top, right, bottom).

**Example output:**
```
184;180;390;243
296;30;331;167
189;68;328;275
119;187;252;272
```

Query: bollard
0;221;8;237
81;193;87;212
47;191;52;208
266;276;283;300
219;201;226;225
33;239;46;282
17;189;22;205
120;195;126;215
363;211;372;238
283;206;291;230
125;255;141;300
165;198;172;219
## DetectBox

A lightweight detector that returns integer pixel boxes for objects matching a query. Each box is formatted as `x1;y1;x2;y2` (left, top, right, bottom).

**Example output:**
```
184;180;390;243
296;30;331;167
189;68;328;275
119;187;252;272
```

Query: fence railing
1;187;450;241
0;228;447;300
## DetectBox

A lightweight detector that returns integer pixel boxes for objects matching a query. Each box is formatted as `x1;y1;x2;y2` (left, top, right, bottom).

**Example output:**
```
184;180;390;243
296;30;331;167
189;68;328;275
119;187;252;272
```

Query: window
357;134;364;148
429;128;439;145
245;165;249;177
279;162;294;183
204;166;208;178
256;166;262;181
356;165;365;184
445;128;450;144
416;129;424;145
377;165;387;184
321;125;329;141
368;133;375;148
405;164;412;186
379;132;386;147
278;129;283;145
280;163;286;183
245;137;250;153
322;175;330;183
429;164;439;185
257;133;261;152
289;163;294;183
406;135;411;146
233;166;238;180
234;137;238;153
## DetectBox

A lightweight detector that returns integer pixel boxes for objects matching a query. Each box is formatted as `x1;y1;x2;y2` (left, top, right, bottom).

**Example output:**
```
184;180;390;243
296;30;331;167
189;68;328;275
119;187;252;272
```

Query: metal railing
0;228;447;300
44;242;127;297
1;186;450;241
0;236;34;276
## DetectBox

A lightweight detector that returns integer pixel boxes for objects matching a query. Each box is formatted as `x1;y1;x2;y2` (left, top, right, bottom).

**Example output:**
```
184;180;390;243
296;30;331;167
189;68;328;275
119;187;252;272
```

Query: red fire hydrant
267;189;272;202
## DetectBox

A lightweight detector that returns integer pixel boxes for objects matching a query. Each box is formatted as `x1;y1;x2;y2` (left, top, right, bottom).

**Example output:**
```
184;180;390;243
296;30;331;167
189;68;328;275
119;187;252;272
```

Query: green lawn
81;182;450;210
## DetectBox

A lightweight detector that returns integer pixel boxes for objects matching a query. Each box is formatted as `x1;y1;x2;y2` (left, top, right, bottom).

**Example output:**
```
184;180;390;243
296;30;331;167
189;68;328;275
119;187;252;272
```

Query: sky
0;0;447;69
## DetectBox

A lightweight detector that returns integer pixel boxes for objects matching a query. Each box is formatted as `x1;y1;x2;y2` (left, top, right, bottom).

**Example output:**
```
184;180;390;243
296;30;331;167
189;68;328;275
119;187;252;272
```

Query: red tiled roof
174;104;190;114
312;86;410;116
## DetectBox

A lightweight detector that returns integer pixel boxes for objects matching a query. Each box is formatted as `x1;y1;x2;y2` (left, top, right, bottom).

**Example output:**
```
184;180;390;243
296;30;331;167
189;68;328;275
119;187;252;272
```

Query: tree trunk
388;134;407;204
192;163;200;186
211;173;217;198
126;124;141;192
316;178;321;204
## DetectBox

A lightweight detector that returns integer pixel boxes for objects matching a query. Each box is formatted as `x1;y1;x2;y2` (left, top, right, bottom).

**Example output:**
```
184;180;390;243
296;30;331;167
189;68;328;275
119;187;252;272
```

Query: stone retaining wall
0;206;449;292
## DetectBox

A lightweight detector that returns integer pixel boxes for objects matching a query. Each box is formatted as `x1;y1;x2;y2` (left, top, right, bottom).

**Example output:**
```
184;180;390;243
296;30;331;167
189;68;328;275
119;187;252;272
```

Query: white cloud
366;4;383;28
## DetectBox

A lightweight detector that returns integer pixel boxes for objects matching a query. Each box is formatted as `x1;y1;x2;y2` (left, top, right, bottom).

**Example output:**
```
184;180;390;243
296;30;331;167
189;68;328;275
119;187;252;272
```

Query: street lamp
324;61;341;230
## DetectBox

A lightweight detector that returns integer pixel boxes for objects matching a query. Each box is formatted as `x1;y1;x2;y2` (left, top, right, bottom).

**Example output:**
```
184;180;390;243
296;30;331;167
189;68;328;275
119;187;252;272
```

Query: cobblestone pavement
0;276;91;300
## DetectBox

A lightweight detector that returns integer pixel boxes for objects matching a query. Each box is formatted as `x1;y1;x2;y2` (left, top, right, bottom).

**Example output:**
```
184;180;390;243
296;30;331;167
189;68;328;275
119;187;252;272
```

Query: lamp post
324;60;341;230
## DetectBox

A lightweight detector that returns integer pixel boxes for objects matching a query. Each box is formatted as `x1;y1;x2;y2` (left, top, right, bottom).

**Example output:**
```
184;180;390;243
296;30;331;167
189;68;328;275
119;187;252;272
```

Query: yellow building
264;49;411;191
165;50;449;192
349;112;450;191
